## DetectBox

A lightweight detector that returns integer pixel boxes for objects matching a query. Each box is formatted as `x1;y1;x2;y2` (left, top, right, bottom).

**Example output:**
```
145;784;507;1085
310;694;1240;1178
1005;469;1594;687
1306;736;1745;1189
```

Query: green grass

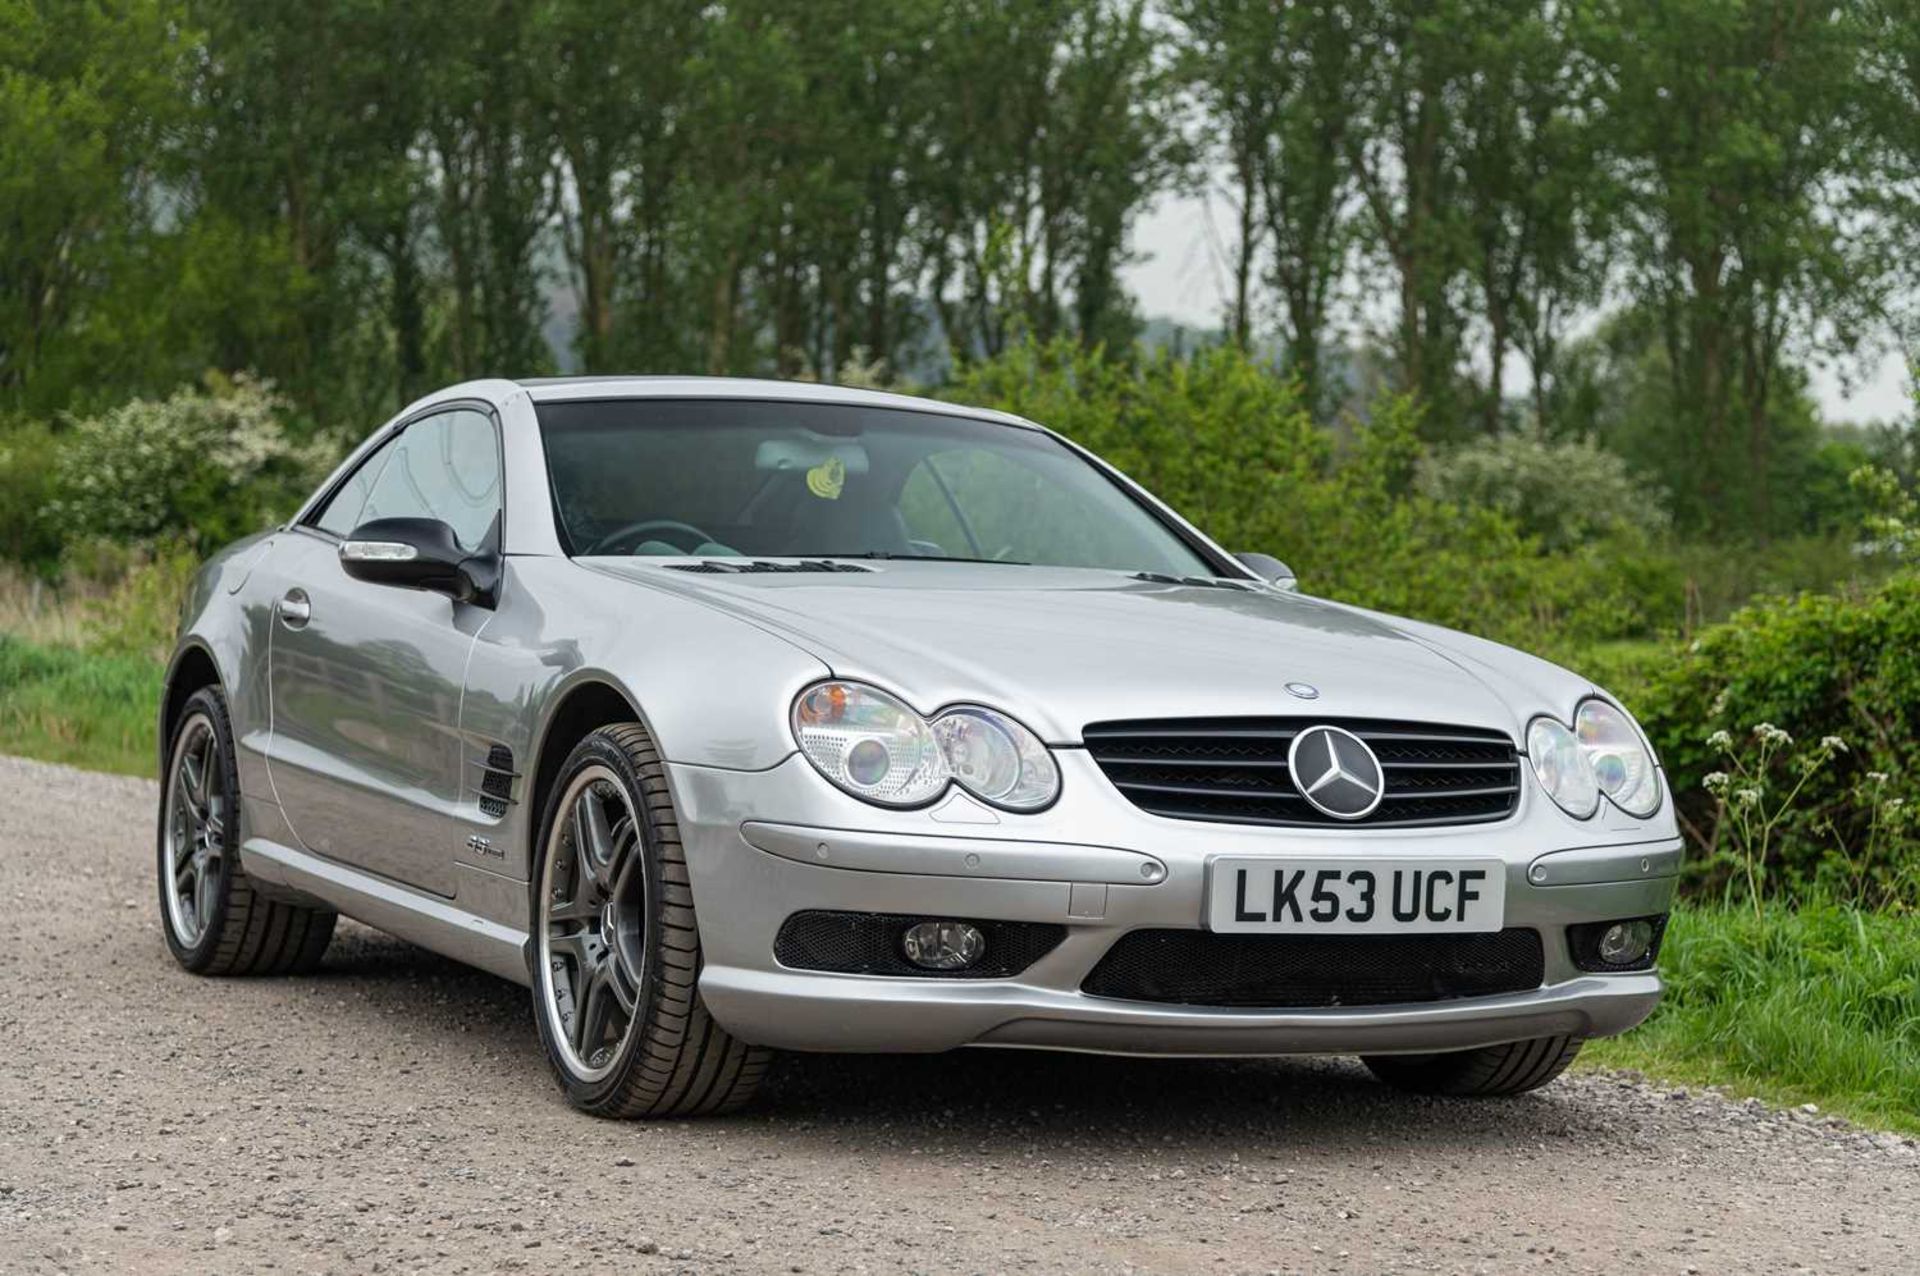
0;634;162;777
1588;902;1920;1135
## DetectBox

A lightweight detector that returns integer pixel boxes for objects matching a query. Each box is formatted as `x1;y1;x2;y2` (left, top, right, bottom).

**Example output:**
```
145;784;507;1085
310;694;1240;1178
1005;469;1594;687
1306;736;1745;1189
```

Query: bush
80;543;201;662
41;374;334;554
0;420;62;574
1415;431;1669;552
951;341;1659;653
1634;573;1920;906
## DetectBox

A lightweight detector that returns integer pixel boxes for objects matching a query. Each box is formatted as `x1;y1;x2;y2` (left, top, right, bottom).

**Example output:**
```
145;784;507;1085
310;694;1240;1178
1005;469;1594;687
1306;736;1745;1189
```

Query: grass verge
0;634;162;777
1587;902;1920;1136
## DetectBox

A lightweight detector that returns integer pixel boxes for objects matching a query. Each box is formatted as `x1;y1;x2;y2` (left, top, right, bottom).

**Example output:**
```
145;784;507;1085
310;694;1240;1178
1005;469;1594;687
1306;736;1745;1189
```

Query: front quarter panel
162;530;283;799
455;558;831;883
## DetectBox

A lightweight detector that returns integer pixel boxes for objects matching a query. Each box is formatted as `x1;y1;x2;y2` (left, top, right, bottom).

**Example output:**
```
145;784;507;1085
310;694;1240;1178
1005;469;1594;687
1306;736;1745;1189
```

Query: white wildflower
1820;735;1847;753
1706;730;1734;751
1753;723;1792;747
1734;787;1763;809
1702;771;1731;795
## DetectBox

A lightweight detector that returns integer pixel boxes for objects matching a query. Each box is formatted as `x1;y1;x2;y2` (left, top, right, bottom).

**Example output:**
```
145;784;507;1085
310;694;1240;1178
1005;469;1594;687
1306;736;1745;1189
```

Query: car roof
514;375;1040;432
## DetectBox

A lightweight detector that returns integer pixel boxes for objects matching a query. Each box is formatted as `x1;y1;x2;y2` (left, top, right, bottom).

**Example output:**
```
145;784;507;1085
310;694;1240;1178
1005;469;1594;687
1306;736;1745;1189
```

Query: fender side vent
476;743;517;818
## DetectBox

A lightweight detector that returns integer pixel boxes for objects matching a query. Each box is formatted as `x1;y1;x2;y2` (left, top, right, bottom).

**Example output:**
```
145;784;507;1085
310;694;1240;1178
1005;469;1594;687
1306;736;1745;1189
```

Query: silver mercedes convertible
156;377;1679;1117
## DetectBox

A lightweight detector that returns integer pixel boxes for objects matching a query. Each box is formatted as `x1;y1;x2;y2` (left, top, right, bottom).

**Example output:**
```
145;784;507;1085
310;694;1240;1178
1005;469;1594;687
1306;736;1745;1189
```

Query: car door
265;407;503;897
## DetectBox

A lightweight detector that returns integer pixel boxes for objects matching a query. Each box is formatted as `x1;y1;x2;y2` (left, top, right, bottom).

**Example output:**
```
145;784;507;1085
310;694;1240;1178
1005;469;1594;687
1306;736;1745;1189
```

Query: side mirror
340;516;501;607
1235;552;1297;591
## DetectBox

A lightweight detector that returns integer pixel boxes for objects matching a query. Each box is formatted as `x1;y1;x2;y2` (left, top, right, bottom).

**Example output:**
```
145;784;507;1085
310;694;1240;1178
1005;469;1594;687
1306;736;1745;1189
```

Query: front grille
773;911;1065;978
1082;717;1521;827
1082;928;1545;1008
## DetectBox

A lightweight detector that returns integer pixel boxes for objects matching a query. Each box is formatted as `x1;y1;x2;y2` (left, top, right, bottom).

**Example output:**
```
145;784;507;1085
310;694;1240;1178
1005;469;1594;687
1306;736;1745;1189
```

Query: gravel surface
0;752;1914;1275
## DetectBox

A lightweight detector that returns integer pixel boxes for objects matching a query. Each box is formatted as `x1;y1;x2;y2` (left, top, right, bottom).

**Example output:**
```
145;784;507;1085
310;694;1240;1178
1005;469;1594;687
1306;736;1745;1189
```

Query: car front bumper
669;753;1679;1057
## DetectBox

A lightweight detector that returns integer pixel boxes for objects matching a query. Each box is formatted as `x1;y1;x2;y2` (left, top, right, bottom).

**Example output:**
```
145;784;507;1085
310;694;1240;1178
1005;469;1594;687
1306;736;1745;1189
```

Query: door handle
278;589;311;629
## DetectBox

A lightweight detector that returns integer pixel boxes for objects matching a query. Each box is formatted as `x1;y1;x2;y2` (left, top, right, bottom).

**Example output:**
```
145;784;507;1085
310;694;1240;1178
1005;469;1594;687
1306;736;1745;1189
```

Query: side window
313;434;400;537
357;409;503;550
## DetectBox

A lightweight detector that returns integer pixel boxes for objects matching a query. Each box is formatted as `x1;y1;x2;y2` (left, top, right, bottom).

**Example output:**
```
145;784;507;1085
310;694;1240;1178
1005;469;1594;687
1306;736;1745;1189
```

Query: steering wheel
583;518;721;556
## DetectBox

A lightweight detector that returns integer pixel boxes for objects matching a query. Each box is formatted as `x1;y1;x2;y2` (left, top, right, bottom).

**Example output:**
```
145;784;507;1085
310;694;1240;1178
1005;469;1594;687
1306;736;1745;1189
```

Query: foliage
42;375;334;553
1588;901;1920;1136
1414;431;1669;552
0;633;161;777
0;418;61;572
0;0;1906;550
952;341;1659;652
1635;573;1920;907
80;542;200;662
0;0;197;413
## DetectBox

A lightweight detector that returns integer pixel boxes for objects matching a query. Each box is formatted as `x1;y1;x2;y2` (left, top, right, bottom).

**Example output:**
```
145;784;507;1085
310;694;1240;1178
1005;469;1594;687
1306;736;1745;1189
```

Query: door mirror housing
1235;552;1297;591
339;516;501;607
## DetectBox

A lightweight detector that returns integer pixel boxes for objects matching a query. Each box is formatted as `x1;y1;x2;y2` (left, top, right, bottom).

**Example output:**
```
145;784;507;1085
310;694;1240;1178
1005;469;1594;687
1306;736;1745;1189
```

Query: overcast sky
1123;189;1914;426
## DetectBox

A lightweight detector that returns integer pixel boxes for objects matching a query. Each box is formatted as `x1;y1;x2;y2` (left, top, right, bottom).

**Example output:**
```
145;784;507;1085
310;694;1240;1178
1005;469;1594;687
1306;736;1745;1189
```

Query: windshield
535;398;1218;576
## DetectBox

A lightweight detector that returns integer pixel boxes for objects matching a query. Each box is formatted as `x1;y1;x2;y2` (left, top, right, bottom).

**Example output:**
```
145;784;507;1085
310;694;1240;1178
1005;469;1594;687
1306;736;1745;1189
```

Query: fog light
1598;919;1654;965
901;920;985;971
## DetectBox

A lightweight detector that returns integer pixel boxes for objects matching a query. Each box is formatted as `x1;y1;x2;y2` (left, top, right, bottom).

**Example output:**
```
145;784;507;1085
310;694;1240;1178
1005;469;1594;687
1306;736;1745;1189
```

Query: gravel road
0;753;1913;1275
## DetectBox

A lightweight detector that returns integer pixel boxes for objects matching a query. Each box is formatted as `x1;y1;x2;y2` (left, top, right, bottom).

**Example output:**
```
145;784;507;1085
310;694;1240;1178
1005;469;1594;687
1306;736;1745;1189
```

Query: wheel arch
526;676;647;857
158;641;225;777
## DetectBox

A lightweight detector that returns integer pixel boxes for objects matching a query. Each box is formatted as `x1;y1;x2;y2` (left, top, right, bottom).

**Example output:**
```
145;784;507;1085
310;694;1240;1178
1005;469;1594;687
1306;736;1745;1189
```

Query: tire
1362;1036;1582;1097
529;722;771;1118
157;686;337;976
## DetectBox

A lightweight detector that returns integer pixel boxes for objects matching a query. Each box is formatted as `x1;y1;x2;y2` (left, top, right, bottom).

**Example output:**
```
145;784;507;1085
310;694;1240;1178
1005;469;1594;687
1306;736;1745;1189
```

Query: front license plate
1206;858;1506;934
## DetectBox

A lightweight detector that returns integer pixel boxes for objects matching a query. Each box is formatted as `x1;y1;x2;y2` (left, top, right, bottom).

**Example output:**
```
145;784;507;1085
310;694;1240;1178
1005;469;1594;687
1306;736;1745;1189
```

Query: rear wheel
157;686;336;975
1362;1036;1582;1096
530;723;770;1117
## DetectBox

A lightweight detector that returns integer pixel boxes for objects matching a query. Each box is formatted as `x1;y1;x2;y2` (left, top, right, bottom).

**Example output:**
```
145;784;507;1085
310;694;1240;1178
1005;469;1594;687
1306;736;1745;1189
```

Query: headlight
791;682;1060;811
1527;715;1599;818
931;706;1060;810
1575;699;1661;816
792;682;947;807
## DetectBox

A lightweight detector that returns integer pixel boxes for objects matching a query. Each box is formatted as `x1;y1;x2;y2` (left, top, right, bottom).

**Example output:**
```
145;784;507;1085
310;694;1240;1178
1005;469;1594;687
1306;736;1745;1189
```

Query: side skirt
241;836;531;986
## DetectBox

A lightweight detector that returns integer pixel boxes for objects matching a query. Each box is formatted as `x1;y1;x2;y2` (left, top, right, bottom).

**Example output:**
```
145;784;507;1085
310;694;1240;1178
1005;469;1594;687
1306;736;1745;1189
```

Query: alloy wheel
162;712;226;948
537;765;649;1083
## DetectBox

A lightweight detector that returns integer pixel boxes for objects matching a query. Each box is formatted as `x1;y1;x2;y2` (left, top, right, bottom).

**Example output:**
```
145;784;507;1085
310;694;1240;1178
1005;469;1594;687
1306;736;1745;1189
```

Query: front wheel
1362;1036;1582;1096
529;723;771;1117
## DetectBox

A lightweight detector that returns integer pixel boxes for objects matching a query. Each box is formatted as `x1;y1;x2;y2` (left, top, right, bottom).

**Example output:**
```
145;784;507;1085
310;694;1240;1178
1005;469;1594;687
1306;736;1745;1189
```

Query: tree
0;0;193;412
1592;0;1892;535
538;0;704;372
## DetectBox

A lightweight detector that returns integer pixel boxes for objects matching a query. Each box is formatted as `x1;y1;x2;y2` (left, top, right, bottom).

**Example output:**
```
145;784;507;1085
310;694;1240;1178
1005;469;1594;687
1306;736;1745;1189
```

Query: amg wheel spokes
541;767;649;1080
164;716;226;949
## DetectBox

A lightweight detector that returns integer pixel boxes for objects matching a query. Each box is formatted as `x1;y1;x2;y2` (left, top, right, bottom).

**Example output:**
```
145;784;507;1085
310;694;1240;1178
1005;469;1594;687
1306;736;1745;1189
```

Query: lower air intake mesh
1081;927;1545;1008
773;910;1065;979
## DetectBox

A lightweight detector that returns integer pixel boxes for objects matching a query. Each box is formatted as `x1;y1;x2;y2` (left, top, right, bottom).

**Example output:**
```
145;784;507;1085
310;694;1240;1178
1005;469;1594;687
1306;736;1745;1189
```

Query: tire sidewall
157;687;242;972
528;730;673;1110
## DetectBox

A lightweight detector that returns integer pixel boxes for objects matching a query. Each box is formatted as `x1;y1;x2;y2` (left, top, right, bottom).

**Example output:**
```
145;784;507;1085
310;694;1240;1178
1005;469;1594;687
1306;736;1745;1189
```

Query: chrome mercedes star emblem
1287;725;1385;820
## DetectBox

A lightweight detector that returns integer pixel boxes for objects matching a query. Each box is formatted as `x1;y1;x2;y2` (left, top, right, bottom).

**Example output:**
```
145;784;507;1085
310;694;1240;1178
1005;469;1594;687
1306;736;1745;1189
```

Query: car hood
581;560;1596;744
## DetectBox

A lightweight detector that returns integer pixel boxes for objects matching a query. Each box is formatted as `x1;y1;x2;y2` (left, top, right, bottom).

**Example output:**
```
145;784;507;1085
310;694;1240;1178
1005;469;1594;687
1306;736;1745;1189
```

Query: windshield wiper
816;552;1031;566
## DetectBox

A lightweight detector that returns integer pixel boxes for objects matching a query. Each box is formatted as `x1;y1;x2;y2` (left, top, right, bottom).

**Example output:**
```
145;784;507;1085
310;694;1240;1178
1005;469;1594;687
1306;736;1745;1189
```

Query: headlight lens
791;682;1060;811
1527;716;1599;818
792;682;947;807
932;707;1060;810
1575;699;1661;816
